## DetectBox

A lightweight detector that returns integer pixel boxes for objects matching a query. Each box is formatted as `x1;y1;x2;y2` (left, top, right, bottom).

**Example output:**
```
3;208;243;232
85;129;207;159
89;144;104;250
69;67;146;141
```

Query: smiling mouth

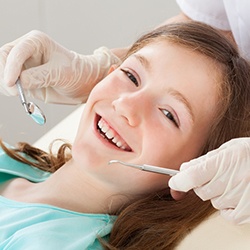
96;116;132;152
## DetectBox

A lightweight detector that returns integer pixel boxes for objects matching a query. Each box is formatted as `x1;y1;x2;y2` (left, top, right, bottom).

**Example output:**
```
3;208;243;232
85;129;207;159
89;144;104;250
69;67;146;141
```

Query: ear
107;64;118;75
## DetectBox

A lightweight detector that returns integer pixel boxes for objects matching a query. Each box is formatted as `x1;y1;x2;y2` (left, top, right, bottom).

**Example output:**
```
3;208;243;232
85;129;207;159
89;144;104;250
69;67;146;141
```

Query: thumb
170;188;187;200
168;168;195;192
168;158;218;192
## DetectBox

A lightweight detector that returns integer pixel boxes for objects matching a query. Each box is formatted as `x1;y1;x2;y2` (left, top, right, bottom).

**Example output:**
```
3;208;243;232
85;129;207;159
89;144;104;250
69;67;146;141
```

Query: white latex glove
0;30;121;104
169;138;250;224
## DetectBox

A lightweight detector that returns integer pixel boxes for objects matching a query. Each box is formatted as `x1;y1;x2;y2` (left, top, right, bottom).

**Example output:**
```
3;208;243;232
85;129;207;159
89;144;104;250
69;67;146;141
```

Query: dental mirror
16;79;46;125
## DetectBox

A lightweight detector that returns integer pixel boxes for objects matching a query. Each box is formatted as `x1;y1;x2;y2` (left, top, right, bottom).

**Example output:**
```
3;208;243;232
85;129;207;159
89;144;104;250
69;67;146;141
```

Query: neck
26;160;127;214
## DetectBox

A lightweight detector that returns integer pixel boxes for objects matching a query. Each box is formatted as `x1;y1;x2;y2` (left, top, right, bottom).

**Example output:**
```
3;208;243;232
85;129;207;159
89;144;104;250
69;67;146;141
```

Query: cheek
116;169;170;196
141;131;202;172
72;142;106;176
134;173;170;194
85;77;112;106
90;72;130;98
139;129;180;169
91;74;118;94
71;141;86;164
72;134;99;168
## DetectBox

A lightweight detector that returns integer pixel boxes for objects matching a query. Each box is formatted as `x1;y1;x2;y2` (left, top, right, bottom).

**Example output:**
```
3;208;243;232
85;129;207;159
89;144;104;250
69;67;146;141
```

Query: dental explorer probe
109;160;179;176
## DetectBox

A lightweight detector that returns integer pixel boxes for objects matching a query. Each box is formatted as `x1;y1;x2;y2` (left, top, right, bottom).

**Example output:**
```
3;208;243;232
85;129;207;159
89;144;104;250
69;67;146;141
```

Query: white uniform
176;0;250;60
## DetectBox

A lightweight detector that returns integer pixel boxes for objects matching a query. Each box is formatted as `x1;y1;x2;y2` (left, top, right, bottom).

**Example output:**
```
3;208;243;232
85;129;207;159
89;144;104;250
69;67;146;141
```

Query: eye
120;68;139;87
161;109;179;127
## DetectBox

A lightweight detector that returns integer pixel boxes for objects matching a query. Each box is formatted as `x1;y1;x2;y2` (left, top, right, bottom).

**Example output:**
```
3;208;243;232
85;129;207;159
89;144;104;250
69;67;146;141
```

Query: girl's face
73;41;221;197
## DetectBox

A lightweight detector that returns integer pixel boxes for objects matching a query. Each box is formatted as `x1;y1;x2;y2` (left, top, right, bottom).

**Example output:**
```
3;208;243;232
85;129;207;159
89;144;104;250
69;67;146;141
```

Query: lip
94;114;132;152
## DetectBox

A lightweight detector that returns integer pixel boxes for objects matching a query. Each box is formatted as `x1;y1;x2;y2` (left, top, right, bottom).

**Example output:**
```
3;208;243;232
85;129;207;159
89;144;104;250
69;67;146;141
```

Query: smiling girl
0;22;249;249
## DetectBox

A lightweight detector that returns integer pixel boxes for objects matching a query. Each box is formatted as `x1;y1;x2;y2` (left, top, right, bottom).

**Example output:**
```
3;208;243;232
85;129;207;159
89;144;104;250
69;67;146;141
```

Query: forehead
133;41;222;78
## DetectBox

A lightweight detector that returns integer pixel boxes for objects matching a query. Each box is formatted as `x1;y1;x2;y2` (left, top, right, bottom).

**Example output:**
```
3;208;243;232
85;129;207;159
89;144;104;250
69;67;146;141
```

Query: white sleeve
176;0;230;30
224;0;250;59
176;0;250;60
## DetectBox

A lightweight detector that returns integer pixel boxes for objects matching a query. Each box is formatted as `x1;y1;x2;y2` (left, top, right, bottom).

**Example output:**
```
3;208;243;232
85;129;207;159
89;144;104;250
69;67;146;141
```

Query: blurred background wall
0;0;180;145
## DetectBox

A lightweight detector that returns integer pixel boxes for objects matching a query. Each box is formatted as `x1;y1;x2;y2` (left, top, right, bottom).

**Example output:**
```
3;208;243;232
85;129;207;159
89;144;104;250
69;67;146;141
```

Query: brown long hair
104;22;250;249
1;22;250;249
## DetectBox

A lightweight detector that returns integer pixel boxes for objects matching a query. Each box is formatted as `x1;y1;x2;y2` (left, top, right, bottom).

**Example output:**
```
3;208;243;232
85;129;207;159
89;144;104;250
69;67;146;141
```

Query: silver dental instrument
109;160;179;176
16;79;46;125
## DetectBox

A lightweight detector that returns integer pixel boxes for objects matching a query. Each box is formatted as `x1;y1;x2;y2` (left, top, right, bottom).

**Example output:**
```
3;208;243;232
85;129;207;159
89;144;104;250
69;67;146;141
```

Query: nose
112;92;150;127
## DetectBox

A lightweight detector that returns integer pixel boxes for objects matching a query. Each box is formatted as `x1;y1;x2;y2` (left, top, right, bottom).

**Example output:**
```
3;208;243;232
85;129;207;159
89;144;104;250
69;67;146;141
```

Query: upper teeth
98;118;129;151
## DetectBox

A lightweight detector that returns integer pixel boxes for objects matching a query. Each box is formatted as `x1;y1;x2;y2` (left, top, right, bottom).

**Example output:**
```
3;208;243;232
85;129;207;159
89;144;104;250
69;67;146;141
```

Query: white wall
0;0;180;145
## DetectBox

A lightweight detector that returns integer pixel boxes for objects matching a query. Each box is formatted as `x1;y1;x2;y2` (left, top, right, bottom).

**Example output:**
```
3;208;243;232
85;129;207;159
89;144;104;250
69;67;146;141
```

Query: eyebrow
168;88;195;124
133;54;151;71
133;54;195;124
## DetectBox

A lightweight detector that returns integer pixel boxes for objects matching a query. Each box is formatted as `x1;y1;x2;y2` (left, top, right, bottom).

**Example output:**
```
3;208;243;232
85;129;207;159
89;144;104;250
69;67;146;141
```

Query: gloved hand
169;137;250;224
0;30;121;104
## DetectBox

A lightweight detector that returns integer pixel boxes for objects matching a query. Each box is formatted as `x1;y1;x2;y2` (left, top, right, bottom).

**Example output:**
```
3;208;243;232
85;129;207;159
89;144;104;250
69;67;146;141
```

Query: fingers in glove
170;189;187;200
220;206;250;225
4;42;37;87
168;160;218;192
0;44;18;95
169;138;250;192
4;30;49;87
